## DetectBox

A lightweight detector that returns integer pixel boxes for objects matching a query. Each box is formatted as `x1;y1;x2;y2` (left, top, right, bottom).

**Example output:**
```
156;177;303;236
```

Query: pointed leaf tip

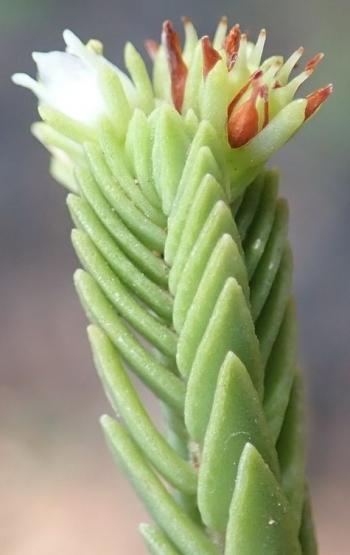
305;52;324;72
182;15;192;26
162;20;188;112
225;24;241;69
145;39;159;60
201;36;221;78
305;84;333;119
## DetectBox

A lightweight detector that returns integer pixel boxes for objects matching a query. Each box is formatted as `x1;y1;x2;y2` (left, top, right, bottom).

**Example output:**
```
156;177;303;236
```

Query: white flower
13;30;109;125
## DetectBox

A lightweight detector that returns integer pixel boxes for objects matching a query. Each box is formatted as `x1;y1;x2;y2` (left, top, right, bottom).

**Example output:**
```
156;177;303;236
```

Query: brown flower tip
227;78;261;148
162;20;188;112
225;24;241;70
305;52;324;72
228;70;262;117
202;36;221;78
145;39;159;61
305;84;333;119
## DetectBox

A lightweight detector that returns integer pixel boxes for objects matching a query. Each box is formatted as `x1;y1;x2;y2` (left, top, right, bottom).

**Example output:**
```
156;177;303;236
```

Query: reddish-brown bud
305;52;324;72
228;70;263;117
144;39;159;61
201;36;221;78
305;84;333;119
162;20;188;112
228;79;261;148
225;24;241;70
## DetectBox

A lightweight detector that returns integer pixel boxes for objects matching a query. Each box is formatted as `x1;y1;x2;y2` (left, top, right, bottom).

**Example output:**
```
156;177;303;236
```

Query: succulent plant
13;17;332;554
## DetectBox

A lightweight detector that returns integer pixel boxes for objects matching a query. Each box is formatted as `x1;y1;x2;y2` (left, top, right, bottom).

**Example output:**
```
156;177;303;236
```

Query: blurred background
0;0;349;553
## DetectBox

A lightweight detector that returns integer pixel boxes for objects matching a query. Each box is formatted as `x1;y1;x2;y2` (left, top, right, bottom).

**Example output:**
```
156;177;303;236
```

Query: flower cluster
154;19;332;147
12;18;332;197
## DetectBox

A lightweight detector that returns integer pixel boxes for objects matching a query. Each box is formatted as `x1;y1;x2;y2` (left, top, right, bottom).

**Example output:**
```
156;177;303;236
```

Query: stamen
201;36;221;77
305;84;333;119
86;39;104;55
162;20;188;112
225;24;241;70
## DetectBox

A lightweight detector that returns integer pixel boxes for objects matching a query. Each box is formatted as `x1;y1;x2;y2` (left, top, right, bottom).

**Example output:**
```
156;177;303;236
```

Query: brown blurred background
0;0;349;553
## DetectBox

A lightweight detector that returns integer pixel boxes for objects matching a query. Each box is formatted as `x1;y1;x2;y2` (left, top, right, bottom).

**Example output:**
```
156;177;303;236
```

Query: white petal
34;50;105;124
63;29;98;69
63;29;137;104
13;29;136;125
13;60;105;125
12;72;47;98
